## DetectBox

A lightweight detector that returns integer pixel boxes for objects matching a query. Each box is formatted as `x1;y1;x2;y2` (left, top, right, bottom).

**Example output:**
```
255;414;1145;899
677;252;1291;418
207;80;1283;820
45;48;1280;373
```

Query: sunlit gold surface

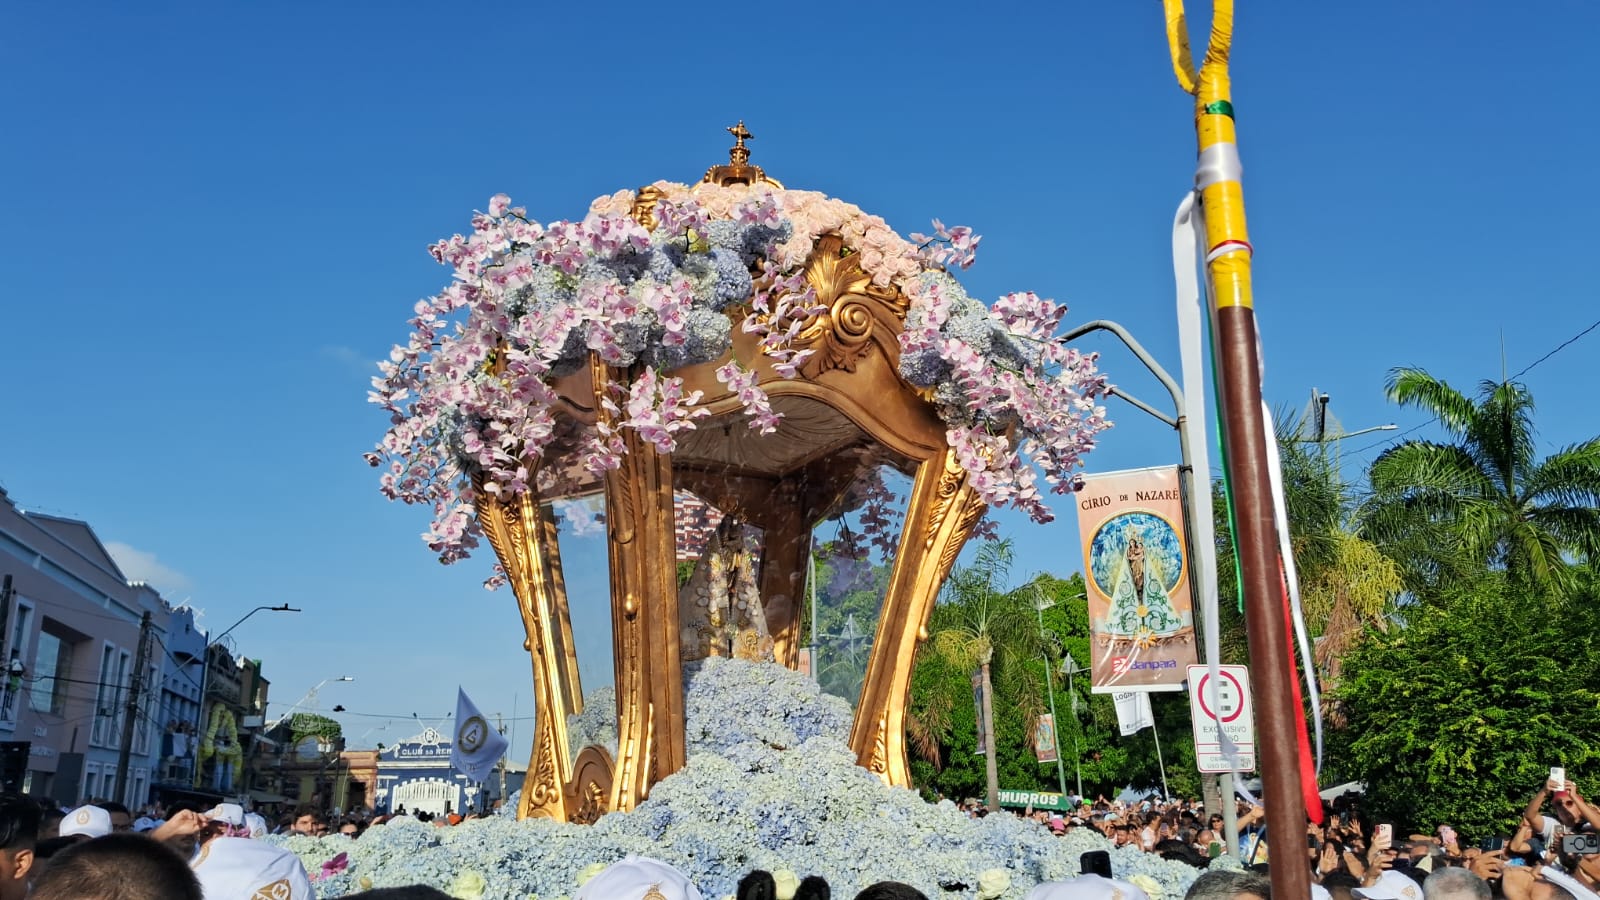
567;745;615;824
473;482;580;820
848;448;986;784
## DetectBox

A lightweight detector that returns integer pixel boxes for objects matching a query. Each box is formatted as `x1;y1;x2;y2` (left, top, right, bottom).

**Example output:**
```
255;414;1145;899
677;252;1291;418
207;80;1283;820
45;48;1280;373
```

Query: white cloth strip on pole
1172;192;1241;769
1261;403;1325;774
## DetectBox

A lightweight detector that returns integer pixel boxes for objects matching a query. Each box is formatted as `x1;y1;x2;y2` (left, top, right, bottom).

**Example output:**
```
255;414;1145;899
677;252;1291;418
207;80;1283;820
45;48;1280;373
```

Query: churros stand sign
1076;466;1197;693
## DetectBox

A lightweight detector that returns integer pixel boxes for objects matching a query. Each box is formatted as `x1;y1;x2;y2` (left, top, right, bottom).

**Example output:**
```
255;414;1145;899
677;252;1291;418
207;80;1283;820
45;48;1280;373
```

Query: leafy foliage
1329;574;1600;838
289;712;343;746
1364;369;1600;594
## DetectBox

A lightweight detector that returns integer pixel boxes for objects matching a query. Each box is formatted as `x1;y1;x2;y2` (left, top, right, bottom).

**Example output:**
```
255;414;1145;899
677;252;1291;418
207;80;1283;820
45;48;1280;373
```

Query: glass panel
31;630;63;714
804;465;913;709
546;494;616;760
675;491;782;665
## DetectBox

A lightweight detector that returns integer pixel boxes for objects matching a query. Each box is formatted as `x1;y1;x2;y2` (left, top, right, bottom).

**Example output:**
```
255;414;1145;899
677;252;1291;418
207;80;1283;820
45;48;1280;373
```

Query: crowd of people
0;776;1592;899
962;776;1600;900
0;794;492;900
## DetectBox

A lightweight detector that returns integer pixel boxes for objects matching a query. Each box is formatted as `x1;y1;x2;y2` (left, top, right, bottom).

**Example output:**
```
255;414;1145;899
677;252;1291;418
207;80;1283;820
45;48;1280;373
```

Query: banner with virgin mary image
1075;466;1198;692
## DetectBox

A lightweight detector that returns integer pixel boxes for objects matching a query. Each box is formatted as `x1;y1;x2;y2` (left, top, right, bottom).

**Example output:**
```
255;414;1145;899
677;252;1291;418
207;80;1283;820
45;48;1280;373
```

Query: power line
1511;317;1600;381
152;635;204;691
1349;422;1428;457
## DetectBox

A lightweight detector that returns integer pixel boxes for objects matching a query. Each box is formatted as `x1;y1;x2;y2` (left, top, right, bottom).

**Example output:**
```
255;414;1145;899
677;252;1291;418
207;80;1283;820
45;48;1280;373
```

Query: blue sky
2;1;1596;764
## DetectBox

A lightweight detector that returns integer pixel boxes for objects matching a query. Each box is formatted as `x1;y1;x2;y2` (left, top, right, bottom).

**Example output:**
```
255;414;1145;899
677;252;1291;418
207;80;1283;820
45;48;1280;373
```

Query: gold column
848;449;986;785
541;511;585;715
474;483;578;820
596;359;687;812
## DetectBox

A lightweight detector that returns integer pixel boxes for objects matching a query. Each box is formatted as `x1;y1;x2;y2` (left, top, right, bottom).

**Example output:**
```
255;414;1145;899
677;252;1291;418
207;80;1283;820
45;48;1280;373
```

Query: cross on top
727;120;753;148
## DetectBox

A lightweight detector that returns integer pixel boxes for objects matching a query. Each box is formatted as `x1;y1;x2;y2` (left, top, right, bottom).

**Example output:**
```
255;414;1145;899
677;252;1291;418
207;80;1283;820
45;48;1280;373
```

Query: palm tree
1213;426;1404;682
1363;368;1600;594
921;538;1047;810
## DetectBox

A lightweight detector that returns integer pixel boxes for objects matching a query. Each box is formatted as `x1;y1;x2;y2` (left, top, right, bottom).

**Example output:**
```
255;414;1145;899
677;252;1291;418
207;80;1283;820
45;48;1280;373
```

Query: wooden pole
1161;3;1310;899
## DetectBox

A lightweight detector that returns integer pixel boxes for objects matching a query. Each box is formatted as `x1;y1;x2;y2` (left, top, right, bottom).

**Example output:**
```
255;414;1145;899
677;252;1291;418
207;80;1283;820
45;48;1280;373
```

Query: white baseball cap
205;803;245;827
191;837;315;900
132;816;160;833
1354;871;1424;900
574;855;703;900
59;805;112;839
1027;874;1153;900
243;812;269;839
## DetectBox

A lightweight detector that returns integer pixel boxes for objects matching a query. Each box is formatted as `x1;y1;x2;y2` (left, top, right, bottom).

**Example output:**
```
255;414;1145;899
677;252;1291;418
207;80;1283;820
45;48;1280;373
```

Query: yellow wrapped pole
1163;4;1310;897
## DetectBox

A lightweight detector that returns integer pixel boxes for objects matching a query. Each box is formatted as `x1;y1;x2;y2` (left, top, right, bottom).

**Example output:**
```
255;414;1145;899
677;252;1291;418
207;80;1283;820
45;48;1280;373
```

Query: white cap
191;837;315;900
1354;871;1424;900
1312;884;1333;900
205;803;245;827
132;816;160;833
1026;874;1153;900
243;812;269;839
574;855;703;900
60;805;112;839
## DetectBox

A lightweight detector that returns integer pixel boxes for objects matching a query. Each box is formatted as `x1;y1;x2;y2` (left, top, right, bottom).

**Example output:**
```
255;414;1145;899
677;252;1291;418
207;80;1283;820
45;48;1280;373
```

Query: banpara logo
1111;657;1178;674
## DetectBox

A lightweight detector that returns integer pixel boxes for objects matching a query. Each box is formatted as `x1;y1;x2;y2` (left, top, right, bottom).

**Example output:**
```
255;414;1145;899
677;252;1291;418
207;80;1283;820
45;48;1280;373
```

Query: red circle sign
1194;670;1245;723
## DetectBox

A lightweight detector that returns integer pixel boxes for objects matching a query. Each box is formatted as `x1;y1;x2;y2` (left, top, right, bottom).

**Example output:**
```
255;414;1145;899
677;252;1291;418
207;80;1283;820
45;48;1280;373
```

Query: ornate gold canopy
474;129;987;822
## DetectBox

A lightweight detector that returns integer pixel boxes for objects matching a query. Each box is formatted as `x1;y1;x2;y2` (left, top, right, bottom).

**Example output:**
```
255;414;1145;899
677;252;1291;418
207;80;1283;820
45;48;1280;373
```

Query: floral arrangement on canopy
368;177;1111;569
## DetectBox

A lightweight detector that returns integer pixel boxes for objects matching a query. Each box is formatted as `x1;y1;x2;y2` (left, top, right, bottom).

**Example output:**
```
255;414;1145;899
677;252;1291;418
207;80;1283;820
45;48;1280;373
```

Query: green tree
1363;369;1600;595
1212;430;1404;689
1329;574;1600;837
918;539;1047;810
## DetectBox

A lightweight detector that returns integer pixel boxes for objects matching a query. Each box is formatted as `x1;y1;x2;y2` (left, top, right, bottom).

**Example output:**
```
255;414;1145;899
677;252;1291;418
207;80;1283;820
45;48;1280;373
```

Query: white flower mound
272;659;1210;899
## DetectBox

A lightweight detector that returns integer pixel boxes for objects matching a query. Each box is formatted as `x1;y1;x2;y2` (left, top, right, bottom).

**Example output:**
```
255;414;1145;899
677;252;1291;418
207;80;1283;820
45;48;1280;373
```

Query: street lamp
269;676;355;814
1031;589;1070;800
267;676;355;732
1060;653;1087;802
194;604;300;789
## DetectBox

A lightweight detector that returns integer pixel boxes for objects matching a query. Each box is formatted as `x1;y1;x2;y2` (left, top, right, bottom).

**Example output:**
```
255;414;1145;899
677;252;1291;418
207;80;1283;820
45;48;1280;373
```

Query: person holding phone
1525;772;1600;850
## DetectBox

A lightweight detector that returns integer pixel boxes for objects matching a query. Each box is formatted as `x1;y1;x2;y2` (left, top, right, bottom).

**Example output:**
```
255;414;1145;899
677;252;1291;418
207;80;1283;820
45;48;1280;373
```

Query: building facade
151;603;207;806
0;489;163;806
0;487;278;811
373;728;480;817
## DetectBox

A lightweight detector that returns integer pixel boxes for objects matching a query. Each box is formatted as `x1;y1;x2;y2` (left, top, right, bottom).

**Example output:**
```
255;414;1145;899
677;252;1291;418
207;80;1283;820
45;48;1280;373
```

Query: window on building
82;767;98;802
30;624;74;716
6;601;31;669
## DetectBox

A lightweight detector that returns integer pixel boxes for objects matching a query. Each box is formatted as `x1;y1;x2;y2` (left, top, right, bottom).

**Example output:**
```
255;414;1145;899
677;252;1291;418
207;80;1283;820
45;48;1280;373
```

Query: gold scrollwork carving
524;710;564;818
567;745;615;825
790;234;908;378
866;712;890;775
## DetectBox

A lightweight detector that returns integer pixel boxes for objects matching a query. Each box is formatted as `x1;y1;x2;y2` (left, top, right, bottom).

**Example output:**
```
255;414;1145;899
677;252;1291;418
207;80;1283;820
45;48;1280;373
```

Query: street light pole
1061;656;1084;800
1057;319;1238;854
266;676;355;733
1032;593;1069;798
194;604;300;789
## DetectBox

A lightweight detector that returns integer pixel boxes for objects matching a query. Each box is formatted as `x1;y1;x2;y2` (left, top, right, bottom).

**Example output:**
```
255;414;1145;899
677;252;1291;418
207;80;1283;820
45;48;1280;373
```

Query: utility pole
115;610;154;806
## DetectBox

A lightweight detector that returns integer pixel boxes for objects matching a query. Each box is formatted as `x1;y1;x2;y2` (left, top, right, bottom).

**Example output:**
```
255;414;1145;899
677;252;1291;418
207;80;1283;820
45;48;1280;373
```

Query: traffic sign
1187;664;1256;773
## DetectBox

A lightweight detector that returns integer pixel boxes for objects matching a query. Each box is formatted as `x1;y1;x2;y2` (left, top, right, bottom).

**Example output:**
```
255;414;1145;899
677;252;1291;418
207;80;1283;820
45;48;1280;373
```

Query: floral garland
370;182;1111;567
197;702;243;782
